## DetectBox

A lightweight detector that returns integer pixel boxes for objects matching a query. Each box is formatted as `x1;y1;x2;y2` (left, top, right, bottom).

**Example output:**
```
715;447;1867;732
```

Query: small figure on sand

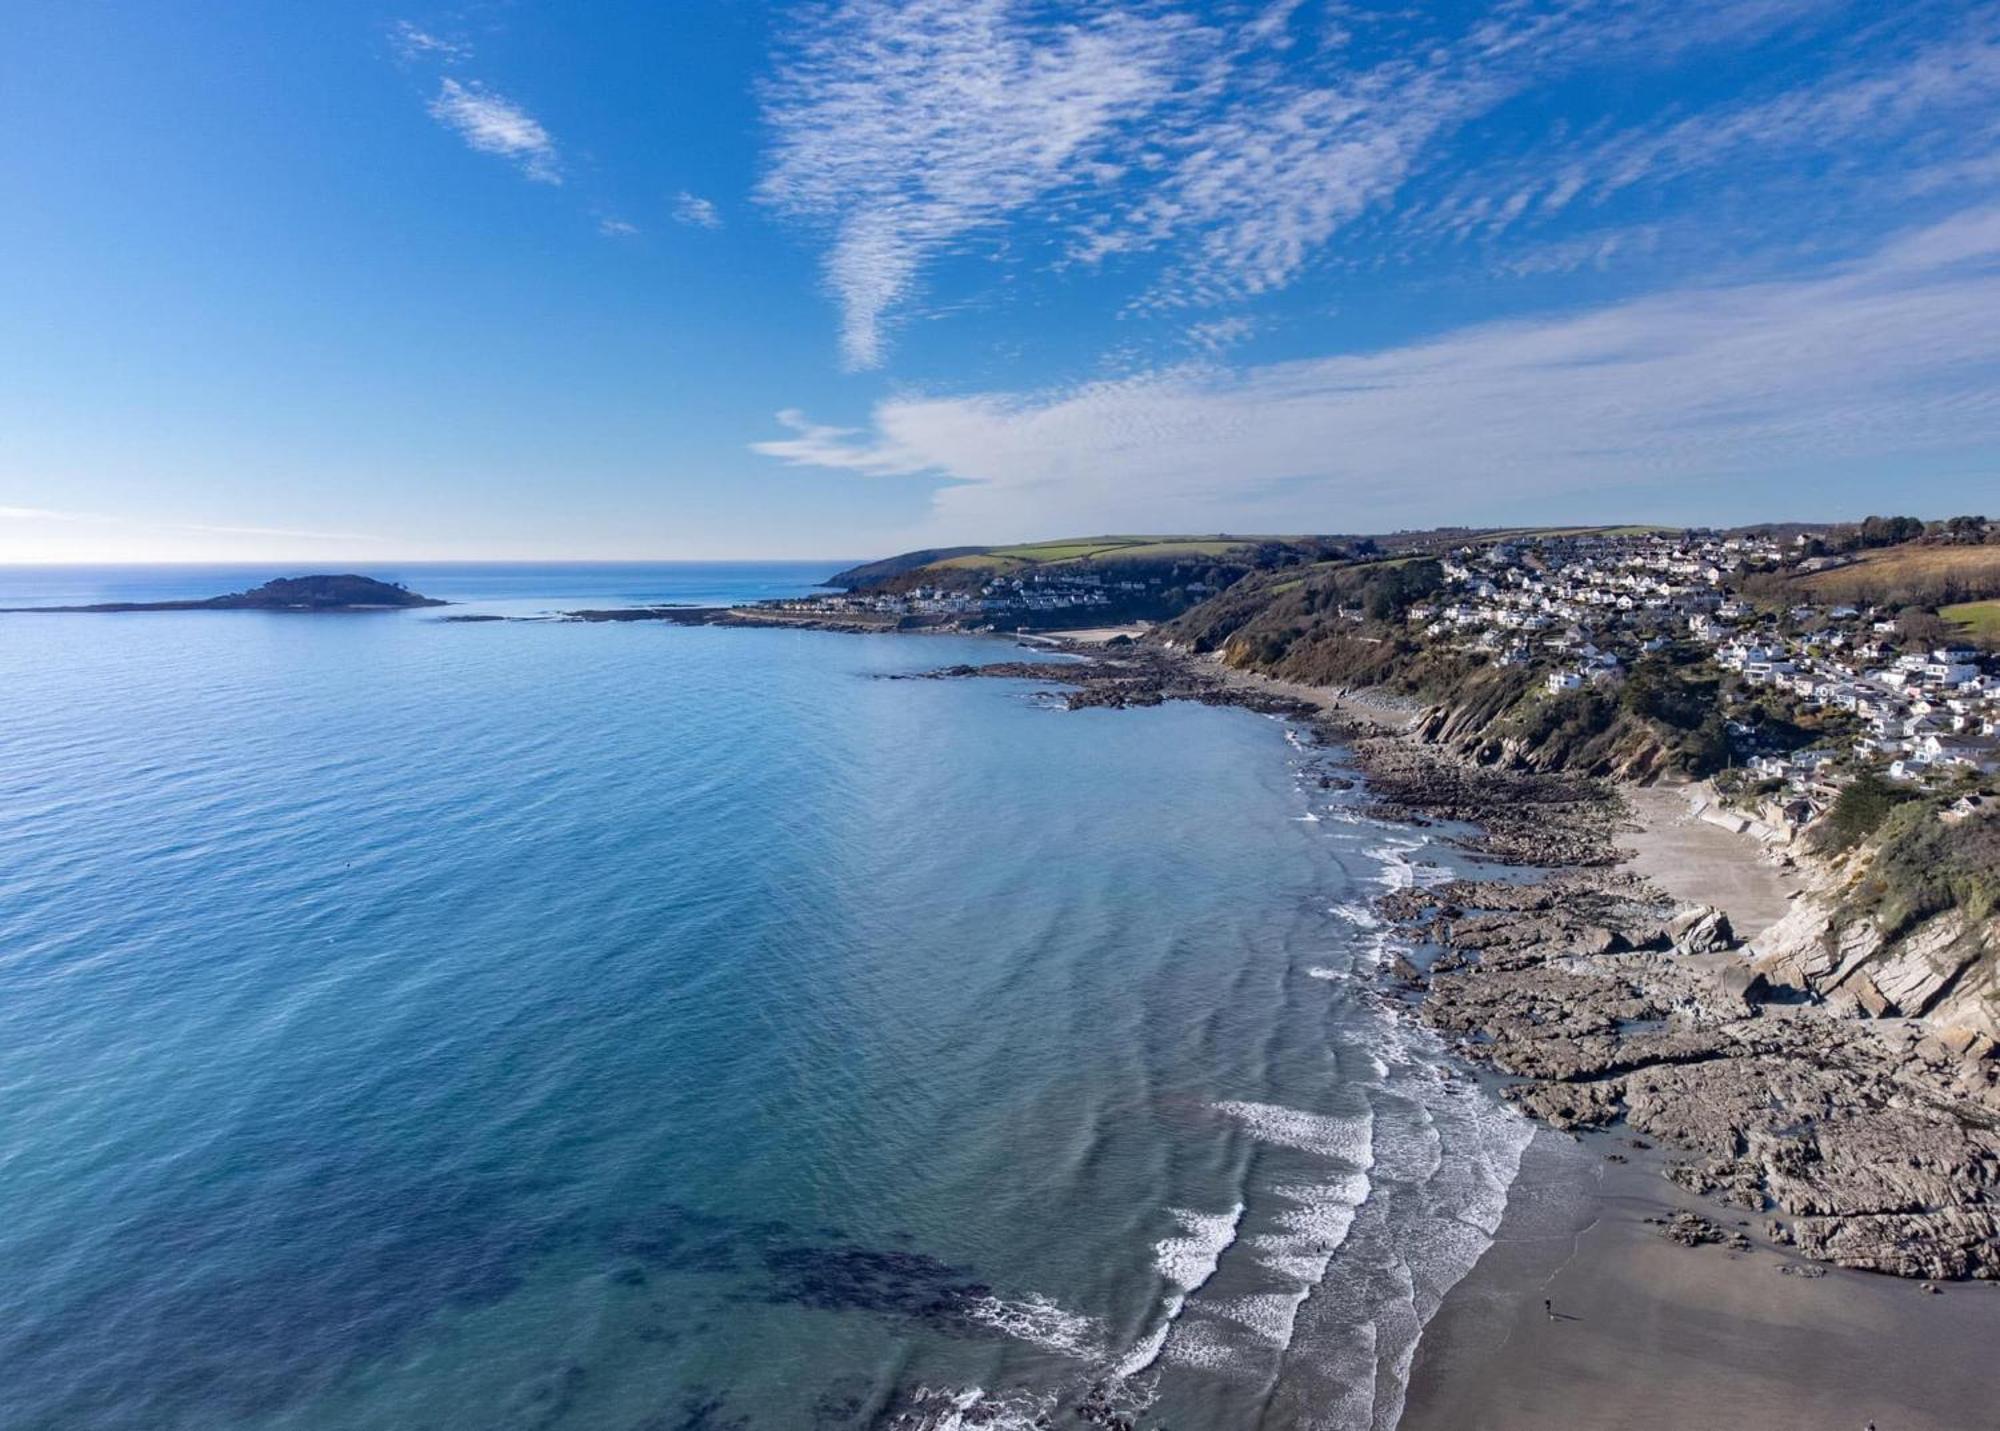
1544;1298;1554;1320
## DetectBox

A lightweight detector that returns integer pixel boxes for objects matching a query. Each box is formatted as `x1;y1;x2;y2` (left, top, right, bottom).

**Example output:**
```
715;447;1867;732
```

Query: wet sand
1196;658;1425;732
1032;658;2000;1426
1400;1131;2000;1431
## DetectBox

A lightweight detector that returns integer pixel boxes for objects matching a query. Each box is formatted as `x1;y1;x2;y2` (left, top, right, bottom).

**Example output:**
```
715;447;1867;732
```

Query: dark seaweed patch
0;1164;584;1428
758;1245;993;1333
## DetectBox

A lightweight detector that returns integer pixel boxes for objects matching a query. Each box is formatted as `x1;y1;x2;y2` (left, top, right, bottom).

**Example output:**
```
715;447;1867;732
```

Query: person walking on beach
1544;1298;1554;1320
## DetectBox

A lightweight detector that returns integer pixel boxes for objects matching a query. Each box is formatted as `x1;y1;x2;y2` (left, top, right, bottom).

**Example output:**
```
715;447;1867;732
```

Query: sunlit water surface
0;565;1528;1430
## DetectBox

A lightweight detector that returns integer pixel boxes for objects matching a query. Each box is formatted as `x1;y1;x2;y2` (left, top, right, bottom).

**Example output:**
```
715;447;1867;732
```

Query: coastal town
1398;527;1999;831
767;567;1133;621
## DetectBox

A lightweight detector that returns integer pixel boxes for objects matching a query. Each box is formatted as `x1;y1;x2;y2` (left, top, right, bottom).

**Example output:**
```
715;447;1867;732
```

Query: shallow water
0;565;1529;1430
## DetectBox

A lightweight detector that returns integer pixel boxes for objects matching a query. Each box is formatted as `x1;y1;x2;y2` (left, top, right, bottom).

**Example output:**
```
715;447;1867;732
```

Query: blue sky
3;0;1997;561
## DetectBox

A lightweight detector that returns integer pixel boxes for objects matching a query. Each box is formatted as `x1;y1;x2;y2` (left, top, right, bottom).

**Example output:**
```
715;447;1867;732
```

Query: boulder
1938;1026;1997;1061
1670;905;1736;955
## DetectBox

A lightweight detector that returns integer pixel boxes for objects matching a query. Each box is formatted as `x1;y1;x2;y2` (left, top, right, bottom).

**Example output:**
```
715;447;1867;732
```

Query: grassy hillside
1163;551;1735;778
1944;599;2000;646
835;526;1667;594
1797;543;2000;607
910;534;1338;580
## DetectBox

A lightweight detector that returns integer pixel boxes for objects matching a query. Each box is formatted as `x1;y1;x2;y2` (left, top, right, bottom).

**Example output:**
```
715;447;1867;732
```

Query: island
5;574;447;613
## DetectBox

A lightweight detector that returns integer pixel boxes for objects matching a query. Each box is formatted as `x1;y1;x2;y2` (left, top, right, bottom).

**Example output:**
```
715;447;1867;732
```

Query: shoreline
963;636;2000;1424
468;612;1997;1422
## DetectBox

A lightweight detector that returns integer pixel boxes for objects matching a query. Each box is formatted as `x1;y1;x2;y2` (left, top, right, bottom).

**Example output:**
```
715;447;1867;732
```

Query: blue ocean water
0;565;1529;1430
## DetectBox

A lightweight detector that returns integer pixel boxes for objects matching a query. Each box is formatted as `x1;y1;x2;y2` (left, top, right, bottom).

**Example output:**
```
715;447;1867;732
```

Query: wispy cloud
427;78;561;184
391;20;472;65
757;0;1197;368
754;409;928;477
755;206;2000;535
1492;224;1662;278
168;522;383;542
1082;0;1831;309
755;0;1843;360
672;191;723;229
1411;18;2000;245
598;216;641;238
1185;315;1260;353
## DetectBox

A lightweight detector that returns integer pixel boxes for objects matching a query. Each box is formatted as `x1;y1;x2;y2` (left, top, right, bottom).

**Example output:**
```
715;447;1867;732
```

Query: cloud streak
757;0;1196;368
1414;16;2000;244
754;206;2000;536
391;21;471;65
427;78;561;184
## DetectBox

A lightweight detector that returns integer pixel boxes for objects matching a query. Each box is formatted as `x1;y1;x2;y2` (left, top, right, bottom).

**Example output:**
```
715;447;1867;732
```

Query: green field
916;534;1304;578
1477;524;1676;541
1943;599;2000;642
888;527;1671;586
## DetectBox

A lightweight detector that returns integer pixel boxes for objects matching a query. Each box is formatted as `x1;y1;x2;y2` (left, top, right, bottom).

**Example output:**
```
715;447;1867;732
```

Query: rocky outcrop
1403;908;2000;1278
934;644;2000;1280
1361;744;2000;1281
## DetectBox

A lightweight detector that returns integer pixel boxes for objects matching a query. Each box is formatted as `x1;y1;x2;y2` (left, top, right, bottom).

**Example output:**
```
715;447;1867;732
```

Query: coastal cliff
1389;686;2000;1058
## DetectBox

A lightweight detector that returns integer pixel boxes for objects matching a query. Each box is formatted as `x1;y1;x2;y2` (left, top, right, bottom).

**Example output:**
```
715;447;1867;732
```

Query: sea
0;563;1533;1431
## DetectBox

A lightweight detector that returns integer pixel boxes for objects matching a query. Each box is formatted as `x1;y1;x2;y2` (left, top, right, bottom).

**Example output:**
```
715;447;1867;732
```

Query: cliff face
1753;858;2000;1060
1403;694;1682;783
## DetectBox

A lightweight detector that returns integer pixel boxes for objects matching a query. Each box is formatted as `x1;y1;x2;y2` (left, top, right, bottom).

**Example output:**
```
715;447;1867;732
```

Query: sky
3;0;1997;562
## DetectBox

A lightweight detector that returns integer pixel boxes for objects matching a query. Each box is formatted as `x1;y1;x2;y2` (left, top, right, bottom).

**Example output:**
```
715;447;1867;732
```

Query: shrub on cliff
1842;801;2000;938
1812;773;1917;854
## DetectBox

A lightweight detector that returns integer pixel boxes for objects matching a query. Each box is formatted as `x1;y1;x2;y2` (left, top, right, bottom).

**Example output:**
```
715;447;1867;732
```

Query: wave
1114;1202;1246;1377
965;1292;1104;1361
893;1384;1060;1430
1215;1100;1376;1167
1329;899;1385;929
1154;1202;1246;1291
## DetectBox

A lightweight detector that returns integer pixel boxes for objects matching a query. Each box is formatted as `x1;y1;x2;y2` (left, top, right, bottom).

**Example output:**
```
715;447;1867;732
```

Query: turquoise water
0;566;1529;1430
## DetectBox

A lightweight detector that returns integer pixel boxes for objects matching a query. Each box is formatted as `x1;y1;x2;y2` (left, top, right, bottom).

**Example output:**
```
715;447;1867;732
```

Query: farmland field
1798;544;2000;605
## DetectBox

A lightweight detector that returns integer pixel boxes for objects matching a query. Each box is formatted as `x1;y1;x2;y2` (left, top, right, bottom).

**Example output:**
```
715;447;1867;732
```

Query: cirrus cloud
757;0;1200;369
427;78;561;184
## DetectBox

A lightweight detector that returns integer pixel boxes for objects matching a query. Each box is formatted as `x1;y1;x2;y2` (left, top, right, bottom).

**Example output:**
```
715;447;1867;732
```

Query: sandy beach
1237;662;2000;1426
968;649;2000;1426
1615;781;1806;939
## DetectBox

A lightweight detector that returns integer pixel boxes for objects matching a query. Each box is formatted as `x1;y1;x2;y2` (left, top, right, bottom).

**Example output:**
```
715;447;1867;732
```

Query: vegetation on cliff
1163;556;1731;779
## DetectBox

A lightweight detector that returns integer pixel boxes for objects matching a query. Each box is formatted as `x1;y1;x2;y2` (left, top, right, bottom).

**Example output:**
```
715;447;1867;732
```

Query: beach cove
1025;638;2000;1429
